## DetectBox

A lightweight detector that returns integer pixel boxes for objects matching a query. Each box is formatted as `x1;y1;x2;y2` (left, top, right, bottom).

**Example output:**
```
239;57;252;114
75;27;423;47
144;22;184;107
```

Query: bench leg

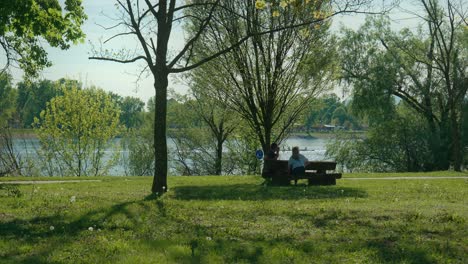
308;176;336;186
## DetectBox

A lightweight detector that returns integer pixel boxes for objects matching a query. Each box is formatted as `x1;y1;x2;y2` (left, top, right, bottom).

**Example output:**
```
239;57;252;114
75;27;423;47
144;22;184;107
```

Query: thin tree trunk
450;107;462;171
215;136;223;175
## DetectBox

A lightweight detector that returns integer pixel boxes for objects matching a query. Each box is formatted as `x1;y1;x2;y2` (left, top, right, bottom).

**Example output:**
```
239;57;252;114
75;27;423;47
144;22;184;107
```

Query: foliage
15;78;79;128
33;86;121;176
0;175;467;262
0;0;86;77
0;73;16;127
0;127;22;176
119;96;145;129
340;2;468;170
167;94;239;176
327;104;433;172
189;0;337;153
120;105;155;177
303;94;361;130
121;128;154;176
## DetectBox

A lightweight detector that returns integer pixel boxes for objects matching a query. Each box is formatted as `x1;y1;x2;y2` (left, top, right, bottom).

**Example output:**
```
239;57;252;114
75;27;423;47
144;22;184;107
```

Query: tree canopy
0;0;86;77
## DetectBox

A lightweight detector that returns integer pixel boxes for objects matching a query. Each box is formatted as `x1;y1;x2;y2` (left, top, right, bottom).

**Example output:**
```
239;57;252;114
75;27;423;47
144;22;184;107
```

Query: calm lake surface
11;136;329;176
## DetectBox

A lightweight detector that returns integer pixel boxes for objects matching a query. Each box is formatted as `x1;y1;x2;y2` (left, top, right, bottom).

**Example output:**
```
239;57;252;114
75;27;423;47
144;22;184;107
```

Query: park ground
0;172;467;263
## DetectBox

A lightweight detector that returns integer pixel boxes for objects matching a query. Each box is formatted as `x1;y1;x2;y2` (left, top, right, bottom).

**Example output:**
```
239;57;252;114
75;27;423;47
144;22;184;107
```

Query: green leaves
0;0;86;78
34;86;121;176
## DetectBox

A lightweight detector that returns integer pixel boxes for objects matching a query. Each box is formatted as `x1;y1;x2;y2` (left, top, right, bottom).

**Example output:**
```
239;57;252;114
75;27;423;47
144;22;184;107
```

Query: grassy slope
0;175;467;263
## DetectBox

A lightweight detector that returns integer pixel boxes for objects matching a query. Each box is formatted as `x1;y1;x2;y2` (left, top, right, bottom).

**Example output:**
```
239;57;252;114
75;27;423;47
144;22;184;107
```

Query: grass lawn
0;174;467;263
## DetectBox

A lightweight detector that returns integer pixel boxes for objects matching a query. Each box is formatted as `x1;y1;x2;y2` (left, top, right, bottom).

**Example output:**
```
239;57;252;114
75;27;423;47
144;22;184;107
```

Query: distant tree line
0;74;145;130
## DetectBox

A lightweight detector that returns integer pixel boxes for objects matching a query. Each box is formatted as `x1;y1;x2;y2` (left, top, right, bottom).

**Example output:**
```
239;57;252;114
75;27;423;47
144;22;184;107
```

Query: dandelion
50;226;55;231
255;0;266;10
70;196;76;203
88;227;94;231
272;10;280;17
206;236;212;241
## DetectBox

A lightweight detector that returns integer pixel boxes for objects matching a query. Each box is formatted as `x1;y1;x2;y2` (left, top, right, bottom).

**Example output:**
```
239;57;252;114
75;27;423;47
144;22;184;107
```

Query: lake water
10;136;329;176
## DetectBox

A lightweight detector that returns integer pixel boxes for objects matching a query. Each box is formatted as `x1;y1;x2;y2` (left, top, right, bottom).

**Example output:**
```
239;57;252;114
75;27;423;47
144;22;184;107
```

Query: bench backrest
263;160;337;174
306;161;337;171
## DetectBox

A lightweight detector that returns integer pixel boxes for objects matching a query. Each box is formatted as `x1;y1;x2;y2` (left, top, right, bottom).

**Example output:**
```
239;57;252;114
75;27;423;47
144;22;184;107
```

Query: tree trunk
151;71;169;193
450;107;462;171
215;136;223;175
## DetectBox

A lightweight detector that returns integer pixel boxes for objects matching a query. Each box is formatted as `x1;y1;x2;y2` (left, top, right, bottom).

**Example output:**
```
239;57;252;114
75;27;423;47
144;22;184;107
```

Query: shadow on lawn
172;184;367;201
0;196;155;264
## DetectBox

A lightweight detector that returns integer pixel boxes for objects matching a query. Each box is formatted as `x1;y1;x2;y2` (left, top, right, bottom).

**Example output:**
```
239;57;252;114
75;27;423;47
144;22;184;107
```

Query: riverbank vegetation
1;175;467;263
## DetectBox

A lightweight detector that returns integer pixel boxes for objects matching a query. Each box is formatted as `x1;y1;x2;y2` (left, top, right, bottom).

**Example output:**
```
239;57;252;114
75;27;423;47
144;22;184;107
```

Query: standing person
288;146;308;185
265;143;280;160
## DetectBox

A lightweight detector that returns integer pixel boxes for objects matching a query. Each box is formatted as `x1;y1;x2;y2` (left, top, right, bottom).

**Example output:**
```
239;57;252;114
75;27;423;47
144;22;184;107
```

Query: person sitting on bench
288;146;308;185
265;142;280;160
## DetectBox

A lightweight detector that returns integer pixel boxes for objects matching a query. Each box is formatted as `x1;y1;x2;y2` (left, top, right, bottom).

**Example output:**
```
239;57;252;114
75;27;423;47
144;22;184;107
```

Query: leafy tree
17;80;59;128
16;78;82;128
120;96;145;129
341;1;467;170
0;0;86;77
90;0;379;193
0;73;16;127
327;103;432;172
33;87;121;176
168;91;237;175
188;0;337;162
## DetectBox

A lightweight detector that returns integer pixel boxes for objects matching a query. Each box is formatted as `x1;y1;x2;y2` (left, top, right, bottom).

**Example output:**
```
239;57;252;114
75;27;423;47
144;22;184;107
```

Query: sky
7;0;424;105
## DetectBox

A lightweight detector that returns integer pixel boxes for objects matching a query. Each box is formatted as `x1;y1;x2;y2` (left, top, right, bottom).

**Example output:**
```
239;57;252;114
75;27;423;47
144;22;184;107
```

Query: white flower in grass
50;226;55;231
88;227;94;231
70;196;76;203
206;236;212;241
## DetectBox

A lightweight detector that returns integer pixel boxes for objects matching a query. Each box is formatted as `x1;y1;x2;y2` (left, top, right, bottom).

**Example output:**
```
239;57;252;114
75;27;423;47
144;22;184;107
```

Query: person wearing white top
288;146;308;185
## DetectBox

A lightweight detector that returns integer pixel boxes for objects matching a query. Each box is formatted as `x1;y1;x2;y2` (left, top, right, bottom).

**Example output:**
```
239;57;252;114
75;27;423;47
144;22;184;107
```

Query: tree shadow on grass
172;184;367;201
0;196;157;264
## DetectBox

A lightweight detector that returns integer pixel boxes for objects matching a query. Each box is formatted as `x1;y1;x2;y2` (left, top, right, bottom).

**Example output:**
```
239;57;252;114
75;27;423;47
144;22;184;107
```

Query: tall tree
341;0;467;170
0;0;86;77
189;0;338;157
90;0;387;193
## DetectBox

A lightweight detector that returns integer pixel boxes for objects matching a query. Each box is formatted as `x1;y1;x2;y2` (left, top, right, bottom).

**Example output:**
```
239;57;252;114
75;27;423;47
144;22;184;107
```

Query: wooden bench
262;160;342;186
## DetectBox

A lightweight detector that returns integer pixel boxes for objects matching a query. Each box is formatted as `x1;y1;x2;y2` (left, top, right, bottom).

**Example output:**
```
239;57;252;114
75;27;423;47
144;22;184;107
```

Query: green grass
1;175;467;263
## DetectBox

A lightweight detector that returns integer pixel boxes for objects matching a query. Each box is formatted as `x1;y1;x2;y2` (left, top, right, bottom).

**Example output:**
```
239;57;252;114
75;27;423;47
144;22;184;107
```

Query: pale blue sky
8;0;423;104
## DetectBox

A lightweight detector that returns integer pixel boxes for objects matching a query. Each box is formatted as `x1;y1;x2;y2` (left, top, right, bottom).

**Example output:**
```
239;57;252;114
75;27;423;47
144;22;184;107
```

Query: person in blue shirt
288;146;308;185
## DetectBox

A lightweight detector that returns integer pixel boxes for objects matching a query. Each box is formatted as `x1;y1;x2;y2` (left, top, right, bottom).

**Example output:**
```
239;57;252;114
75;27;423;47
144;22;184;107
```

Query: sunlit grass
1;174;467;263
